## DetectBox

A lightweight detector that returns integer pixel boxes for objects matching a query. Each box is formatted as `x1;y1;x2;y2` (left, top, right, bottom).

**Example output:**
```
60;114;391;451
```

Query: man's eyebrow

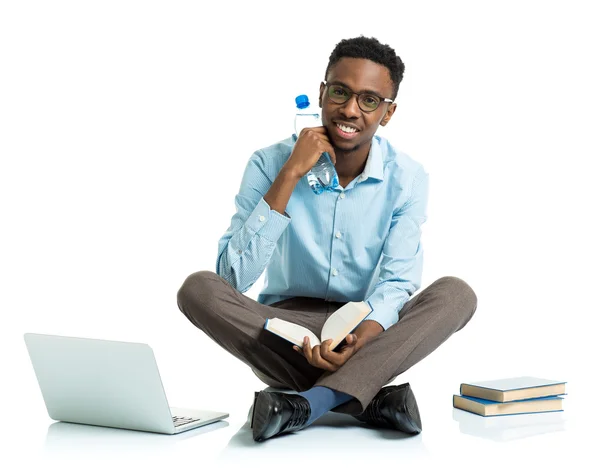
328;80;384;97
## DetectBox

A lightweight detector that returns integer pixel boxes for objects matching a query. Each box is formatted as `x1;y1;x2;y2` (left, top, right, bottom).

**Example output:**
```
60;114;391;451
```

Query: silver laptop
24;333;229;434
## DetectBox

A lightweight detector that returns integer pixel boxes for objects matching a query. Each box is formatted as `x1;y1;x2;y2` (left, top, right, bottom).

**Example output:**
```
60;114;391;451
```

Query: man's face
319;57;397;154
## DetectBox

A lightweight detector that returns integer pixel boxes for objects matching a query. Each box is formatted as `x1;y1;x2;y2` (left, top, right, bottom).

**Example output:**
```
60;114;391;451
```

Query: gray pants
177;271;477;415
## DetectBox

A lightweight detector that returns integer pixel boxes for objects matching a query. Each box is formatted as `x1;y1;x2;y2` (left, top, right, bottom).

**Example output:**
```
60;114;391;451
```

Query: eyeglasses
322;81;394;113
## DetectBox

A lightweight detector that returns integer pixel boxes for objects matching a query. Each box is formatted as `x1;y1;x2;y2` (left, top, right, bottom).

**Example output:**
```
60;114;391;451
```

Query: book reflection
452;408;566;442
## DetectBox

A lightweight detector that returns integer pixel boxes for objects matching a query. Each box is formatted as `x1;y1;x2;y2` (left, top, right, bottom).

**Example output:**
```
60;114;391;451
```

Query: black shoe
251;390;311;442
354;383;422;434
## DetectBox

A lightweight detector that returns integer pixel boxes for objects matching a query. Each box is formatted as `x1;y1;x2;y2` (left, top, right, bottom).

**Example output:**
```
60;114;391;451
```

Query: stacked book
453;377;567;417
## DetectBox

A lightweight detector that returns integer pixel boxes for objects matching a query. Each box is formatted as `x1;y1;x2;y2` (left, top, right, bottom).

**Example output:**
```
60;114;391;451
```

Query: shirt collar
361;137;384;181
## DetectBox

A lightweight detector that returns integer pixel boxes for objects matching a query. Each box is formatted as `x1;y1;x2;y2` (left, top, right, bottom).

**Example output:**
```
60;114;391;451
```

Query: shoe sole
252;391;280;442
249;391;258;429
400;384;422;434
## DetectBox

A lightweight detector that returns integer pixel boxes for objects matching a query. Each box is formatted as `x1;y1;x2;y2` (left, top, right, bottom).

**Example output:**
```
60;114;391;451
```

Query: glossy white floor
6;328;595;469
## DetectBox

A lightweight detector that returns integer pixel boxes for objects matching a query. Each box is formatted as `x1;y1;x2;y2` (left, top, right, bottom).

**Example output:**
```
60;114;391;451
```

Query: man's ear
318;82;325;108
380;103;397;127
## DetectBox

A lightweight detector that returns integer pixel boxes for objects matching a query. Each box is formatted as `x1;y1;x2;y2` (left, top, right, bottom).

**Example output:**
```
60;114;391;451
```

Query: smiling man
177;37;477;442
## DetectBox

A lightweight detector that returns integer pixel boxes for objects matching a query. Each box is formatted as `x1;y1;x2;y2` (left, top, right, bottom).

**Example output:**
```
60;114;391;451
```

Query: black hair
325;36;405;99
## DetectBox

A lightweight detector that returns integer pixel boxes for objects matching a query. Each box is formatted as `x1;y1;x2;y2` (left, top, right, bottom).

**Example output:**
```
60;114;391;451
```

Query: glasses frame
322;81;394;113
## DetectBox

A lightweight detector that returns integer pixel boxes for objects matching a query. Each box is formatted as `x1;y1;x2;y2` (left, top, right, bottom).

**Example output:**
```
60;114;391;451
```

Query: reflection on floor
452;408;566;442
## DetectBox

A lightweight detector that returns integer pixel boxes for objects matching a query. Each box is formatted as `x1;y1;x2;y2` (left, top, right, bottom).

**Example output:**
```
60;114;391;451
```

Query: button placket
330;193;345;285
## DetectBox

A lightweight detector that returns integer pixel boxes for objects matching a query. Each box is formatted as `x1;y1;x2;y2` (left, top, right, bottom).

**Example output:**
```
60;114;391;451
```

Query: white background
1;1;598;467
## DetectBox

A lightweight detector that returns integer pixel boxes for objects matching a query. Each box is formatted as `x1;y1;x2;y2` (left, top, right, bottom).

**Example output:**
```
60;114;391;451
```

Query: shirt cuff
244;197;291;242
365;309;396;331
364;292;409;331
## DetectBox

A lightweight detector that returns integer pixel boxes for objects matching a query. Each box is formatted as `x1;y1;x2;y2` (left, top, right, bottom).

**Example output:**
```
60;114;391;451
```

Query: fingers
295;337;358;372
321;339;356;367
319;341;342;367
302;337;313;360
299;337;338;372
311;345;339;372
298;127;336;165
293;337;312;358
319;340;336;361
313;128;337;165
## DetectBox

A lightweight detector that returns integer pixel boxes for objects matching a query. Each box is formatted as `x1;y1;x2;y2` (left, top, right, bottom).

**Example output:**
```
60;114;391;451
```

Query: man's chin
333;140;362;154
326;126;366;154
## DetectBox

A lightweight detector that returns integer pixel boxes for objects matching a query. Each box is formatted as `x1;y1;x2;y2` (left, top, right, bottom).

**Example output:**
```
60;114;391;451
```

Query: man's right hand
282;127;337;180
264;127;336;215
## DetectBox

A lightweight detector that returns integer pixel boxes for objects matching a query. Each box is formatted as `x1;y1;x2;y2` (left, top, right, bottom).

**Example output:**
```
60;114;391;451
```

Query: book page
265;318;320;348
320;301;372;350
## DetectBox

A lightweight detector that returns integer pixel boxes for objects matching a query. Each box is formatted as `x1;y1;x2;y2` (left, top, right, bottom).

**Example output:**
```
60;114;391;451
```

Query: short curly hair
325;36;405;100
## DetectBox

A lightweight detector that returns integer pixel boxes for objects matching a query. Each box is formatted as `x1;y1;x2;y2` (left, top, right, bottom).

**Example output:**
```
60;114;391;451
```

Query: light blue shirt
216;135;428;330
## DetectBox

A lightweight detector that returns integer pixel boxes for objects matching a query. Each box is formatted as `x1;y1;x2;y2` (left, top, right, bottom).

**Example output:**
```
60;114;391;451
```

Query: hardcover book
264;300;373;351
453;395;564;417
459;377;566;403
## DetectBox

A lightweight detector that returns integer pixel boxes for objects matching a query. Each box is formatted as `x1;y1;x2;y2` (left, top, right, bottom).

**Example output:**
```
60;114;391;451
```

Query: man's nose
339;95;362;118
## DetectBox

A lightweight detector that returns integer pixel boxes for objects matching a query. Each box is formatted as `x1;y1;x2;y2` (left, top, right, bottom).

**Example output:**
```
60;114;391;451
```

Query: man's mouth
335;123;359;139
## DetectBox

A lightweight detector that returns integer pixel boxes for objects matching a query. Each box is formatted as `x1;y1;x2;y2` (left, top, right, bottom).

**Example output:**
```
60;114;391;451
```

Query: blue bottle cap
295;95;310;109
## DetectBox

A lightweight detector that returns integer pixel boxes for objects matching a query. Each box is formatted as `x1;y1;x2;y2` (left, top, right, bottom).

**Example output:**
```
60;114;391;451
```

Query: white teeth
337;124;357;133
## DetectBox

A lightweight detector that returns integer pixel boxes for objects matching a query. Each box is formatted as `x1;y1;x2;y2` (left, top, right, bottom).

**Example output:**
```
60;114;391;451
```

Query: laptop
24;333;229;434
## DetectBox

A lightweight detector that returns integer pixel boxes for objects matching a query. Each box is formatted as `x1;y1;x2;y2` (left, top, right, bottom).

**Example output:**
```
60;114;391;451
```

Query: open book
264;301;373;351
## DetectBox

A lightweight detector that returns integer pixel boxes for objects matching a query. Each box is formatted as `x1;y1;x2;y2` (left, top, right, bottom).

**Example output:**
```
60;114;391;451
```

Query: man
177;36;477;442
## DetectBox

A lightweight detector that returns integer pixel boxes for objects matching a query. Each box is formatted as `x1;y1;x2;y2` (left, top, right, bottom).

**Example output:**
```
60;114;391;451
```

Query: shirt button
259;215;266;222
332;268;338;276
335;231;342;239
339;193;346;199
238;249;242;255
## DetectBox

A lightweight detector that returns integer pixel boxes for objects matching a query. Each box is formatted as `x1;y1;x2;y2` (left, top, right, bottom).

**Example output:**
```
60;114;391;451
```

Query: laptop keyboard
172;415;201;427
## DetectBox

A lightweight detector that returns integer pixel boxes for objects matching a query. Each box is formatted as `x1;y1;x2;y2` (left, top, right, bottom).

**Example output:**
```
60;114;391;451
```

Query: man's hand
293;334;360;372
283;127;337;180
264;127;336;216
292;319;385;372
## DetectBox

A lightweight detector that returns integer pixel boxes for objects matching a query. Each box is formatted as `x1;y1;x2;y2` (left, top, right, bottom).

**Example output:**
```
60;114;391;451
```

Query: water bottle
294;95;339;194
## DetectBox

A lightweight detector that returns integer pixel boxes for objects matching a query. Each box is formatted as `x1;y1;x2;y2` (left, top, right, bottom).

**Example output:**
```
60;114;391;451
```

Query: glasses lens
359;94;381;112
328;85;350;104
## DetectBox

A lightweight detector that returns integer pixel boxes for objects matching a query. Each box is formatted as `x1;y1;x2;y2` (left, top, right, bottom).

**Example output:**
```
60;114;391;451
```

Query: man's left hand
293;319;384;372
293;334;361;372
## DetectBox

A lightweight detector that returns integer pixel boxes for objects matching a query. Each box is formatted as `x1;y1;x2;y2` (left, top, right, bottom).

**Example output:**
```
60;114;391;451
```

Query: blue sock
299;386;353;425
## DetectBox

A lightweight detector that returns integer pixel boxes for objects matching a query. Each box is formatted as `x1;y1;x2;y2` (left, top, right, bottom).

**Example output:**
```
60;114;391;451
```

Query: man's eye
332;87;348;97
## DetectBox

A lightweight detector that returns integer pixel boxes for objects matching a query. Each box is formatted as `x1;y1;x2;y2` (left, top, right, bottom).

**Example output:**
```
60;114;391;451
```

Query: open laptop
24;333;229;434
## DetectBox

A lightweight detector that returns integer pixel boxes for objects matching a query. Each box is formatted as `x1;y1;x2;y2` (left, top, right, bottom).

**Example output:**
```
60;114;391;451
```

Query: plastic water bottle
294;95;339;194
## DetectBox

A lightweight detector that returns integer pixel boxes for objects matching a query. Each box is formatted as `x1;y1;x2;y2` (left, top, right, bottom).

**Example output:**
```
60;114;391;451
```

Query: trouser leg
316;276;478;414
176;271;328;391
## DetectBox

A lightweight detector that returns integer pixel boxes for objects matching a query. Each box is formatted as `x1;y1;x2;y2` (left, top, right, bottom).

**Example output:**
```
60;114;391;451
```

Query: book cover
460;377;567;402
453;394;564;417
